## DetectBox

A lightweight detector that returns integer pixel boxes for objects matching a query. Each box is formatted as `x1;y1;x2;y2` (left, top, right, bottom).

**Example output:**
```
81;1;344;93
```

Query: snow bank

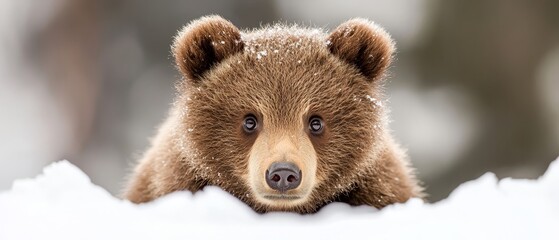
1;159;558;240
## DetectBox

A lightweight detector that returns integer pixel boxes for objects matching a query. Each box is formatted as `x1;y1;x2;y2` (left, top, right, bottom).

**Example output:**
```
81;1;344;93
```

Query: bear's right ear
172;15;244;82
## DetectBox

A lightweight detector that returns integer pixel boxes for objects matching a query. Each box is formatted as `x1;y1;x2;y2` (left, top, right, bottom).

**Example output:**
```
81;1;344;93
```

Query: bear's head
172;16;395;212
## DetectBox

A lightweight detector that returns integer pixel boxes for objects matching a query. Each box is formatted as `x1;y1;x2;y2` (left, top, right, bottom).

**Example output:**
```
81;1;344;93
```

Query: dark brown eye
243;115;258;133
309;116;324;134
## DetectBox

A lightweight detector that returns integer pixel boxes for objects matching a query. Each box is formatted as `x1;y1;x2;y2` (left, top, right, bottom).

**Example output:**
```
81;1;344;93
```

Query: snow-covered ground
1;159;558;240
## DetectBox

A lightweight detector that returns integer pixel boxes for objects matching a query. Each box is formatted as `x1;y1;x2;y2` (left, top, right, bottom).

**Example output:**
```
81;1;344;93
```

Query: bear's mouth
263;195;301;200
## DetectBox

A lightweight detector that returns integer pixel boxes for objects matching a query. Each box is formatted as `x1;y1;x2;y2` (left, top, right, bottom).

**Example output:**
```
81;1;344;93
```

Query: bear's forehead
241;25;330;58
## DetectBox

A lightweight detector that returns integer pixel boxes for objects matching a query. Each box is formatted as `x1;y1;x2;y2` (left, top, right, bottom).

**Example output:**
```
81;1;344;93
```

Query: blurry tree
38;0;100;160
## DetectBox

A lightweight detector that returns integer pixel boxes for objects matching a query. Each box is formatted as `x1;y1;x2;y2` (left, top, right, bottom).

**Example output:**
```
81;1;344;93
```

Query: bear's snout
265;162;302;192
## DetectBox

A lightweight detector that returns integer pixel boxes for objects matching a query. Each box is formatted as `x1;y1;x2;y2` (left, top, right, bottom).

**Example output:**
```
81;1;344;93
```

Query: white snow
1;158;558;240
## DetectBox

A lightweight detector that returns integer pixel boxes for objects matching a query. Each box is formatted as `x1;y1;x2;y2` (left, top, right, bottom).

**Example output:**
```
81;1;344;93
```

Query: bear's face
172;16;394;212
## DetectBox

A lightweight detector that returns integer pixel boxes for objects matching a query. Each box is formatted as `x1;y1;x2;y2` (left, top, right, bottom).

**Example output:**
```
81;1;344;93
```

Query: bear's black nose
265;162;302;192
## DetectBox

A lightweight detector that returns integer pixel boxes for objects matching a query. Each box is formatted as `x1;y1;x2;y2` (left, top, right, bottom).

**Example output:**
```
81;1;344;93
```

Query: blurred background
1;0;558;201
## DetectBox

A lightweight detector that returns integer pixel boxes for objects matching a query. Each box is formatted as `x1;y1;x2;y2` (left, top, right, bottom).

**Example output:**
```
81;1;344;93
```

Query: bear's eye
243;115;258;133
309;116;324;135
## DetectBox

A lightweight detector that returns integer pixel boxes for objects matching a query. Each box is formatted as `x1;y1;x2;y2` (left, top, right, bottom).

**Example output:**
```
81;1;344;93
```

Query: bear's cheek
245;130;318;207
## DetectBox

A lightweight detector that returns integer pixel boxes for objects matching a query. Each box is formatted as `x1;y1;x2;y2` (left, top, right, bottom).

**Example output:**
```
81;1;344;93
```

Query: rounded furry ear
327;19;395;82
172;15;244;82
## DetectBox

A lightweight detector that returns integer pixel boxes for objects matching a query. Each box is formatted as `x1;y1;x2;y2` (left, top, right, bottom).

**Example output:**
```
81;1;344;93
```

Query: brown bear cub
124;15;423;213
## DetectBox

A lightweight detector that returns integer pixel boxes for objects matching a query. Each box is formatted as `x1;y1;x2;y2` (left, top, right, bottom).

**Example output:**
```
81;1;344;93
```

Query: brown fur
123;15;423;213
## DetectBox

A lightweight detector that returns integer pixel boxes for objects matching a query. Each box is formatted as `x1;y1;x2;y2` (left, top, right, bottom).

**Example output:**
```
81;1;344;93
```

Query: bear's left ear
172;15;244;82
327;19;395;82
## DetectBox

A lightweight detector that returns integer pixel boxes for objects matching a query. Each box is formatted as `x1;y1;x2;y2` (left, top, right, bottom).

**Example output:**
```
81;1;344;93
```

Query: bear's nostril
287;174;296;183
265;162;302;192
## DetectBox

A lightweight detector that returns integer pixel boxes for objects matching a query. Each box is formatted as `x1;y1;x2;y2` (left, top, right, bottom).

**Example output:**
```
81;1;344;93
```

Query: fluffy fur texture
124;15;423;213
